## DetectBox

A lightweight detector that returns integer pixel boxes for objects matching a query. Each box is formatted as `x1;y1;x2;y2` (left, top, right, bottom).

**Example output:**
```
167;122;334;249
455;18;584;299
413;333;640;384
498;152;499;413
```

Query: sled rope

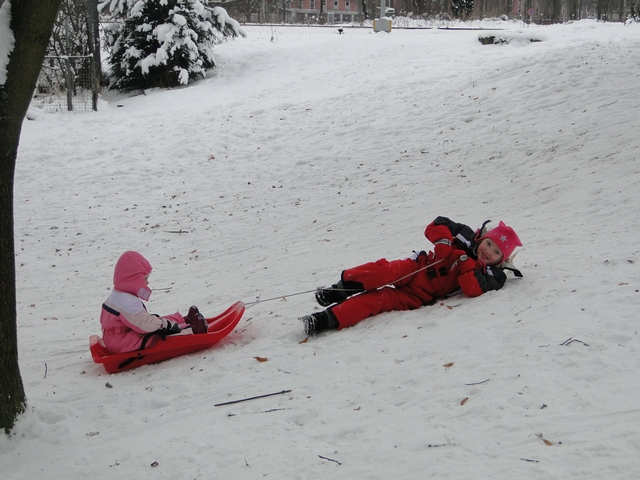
243;258;444;308
244;289;318;307
376;257;444;285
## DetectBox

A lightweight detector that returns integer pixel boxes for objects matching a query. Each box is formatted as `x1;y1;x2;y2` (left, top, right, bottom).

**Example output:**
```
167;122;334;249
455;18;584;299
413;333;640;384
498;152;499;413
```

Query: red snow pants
331;257;437;329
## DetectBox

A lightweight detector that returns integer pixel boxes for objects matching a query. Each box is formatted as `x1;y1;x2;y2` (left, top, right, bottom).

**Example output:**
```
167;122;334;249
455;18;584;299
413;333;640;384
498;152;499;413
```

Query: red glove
433;239;453;260
457;253;477;274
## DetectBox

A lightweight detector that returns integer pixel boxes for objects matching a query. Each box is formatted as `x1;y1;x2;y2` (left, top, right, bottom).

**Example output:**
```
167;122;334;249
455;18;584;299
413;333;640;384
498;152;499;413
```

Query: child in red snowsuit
300;217;522;335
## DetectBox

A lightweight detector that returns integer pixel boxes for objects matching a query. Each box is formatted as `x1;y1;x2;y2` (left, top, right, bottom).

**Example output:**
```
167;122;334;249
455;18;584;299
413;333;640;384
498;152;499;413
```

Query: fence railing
33;54;98;112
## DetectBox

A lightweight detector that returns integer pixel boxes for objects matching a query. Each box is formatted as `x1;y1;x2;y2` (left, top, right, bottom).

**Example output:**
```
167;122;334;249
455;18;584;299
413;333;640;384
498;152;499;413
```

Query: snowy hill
2;20;640;479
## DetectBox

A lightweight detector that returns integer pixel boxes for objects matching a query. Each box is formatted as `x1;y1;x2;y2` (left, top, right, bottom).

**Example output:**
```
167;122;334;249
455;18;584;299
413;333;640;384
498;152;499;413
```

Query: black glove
158;321;181;339
166;321;181;335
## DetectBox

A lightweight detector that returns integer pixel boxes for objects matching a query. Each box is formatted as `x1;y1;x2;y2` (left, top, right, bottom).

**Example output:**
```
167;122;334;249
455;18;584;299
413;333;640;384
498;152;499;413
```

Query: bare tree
47;0;90;110
244;0;261;22
361;0;369;18
0;0;61;434
86;0;102;110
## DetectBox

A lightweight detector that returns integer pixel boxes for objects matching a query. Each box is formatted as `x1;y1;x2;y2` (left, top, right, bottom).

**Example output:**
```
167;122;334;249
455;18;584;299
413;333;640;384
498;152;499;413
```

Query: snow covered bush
627;4;640;23
451;0;474;19
101;0;244;89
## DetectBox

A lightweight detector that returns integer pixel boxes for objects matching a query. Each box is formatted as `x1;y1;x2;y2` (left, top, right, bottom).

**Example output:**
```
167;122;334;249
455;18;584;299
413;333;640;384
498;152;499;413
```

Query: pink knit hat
481;221;522;261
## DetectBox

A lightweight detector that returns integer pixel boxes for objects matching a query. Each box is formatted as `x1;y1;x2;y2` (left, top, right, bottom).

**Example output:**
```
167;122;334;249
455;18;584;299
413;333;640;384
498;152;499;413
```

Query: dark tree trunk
0;0;61;434
86;0;102;111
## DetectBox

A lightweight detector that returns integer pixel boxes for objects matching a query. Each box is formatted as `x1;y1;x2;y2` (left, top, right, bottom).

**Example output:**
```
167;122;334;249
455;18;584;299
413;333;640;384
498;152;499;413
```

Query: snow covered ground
2;20;640;479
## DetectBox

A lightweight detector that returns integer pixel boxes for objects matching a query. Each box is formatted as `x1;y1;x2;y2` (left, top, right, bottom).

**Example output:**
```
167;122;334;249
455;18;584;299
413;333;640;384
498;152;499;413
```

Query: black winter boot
300;309;339;336
315;279;364;307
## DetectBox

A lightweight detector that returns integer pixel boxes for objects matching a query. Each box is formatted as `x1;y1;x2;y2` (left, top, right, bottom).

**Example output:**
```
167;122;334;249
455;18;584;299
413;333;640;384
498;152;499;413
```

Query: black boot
315;279;364;307
300;309;339;336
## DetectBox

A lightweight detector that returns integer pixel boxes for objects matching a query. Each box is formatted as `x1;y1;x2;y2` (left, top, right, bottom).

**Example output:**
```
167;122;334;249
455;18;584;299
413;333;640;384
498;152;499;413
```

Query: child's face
477;238;503;265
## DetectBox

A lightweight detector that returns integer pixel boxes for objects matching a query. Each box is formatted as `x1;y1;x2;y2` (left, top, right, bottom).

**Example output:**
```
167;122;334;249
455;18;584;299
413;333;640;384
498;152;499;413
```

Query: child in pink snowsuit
100;251;206;353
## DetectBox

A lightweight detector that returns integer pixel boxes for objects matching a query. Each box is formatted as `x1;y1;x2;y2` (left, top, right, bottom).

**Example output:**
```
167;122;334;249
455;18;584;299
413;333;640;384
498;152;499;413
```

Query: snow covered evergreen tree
100;0;244;89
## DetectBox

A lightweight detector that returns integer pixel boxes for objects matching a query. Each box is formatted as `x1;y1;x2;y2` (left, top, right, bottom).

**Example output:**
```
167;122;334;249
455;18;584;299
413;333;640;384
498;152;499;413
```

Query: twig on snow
464;378;489;386
215;389;292;407
227;408;291;417
43;361;48;379
226;407;290;418
164;229;189;234
520;457;540;463
514;305;532;316
318;455;342;465
560;337;589;347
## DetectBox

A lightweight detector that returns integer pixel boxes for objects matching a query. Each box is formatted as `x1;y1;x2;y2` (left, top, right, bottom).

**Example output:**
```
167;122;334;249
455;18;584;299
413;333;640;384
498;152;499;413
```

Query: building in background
288;0;362;23
207;0;389;23
206;0;632;23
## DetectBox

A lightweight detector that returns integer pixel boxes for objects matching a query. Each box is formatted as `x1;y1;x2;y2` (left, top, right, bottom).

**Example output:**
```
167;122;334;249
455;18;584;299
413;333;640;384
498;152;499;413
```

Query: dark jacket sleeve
458;263;507;297
425;216;476;251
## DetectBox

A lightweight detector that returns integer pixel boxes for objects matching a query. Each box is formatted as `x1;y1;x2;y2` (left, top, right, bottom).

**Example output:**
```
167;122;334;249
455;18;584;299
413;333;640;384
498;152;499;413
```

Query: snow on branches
103;0;244;89
0;0;14;86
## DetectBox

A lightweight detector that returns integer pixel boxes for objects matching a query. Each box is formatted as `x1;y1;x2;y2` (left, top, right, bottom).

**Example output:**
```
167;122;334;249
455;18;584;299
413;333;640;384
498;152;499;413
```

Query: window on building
343;14;351;22
346;0;350;7
333;0;338;7
310;0;315;9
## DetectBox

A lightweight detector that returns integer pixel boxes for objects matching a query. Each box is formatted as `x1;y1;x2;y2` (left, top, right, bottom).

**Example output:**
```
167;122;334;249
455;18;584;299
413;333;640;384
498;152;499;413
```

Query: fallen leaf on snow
254;356;268;362
460;397;469;406
443;362;454;368
536;433;555;445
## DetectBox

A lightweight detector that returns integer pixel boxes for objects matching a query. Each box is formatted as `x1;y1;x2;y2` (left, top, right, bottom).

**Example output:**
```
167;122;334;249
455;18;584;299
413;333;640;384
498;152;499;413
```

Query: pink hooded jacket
100;251;183;353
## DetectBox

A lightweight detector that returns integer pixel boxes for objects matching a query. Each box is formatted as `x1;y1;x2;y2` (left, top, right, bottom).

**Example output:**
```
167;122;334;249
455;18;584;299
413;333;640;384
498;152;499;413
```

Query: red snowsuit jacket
331;217;510;328
419;216;508;298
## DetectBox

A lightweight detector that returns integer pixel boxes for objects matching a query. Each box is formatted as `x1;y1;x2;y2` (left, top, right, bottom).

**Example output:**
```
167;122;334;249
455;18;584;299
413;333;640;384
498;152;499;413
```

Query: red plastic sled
90;301;244;373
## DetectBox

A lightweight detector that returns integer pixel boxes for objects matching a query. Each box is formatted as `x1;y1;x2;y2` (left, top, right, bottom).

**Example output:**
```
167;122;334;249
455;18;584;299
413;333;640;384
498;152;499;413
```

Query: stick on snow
560;337;589;347
464;378;489;386
214;389;292;407
318;455;342;465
